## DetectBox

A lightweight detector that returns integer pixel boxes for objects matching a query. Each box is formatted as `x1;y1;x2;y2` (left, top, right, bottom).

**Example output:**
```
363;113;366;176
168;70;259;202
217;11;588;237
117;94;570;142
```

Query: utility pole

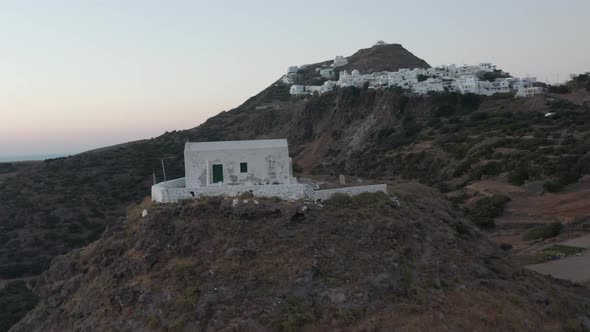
161;159;168;186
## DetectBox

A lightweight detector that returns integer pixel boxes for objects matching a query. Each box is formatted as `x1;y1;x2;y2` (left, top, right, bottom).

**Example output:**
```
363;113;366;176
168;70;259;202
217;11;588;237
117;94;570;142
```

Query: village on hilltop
285;41;543;98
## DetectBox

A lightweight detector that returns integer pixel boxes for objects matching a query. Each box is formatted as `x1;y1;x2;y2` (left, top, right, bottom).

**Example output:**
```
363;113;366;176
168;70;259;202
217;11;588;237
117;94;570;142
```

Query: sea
0;154;70;163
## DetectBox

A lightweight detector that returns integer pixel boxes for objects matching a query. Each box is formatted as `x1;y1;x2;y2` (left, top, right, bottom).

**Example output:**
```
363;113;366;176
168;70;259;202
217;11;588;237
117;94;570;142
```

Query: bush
480;70;510;82
466;195;511;229
523;222;564;241
460;93;482;110
433;105;456;117
508;168;529;186
470;112;488;121
273;295;314;332
547;85;571;94
0;280;38;331
543;170;581;192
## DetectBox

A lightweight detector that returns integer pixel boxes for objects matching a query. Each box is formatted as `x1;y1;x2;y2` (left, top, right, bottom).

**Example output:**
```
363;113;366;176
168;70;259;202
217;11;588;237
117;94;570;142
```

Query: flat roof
185;139;288;152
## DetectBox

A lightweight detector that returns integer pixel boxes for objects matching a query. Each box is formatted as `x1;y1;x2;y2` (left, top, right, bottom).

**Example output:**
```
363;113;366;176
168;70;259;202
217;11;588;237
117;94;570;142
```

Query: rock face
10;184;590;331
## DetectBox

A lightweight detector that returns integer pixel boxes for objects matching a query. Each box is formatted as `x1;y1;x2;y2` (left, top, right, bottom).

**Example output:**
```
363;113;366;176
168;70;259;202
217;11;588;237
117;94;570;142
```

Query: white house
516;86;543;97
282;74;295;84
290;85;305;95
332;56;348;68
412;78;444;94
455;75;480;94
320;68;335;79
320;80;337;93
305;85;322;94
184;139;295;188
151;139;388;203
152;139;309;203
479;79;510;96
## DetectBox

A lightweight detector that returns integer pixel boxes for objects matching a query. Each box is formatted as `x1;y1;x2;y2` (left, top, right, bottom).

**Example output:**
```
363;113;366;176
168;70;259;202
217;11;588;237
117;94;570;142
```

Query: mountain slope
11;187;590;331
2;75;590;283
2;44;590;330
0;43;432;282
341;43;430;73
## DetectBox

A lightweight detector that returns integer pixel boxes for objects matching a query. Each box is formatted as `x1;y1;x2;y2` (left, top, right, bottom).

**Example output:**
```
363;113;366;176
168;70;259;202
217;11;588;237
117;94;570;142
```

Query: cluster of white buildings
285;57;543;98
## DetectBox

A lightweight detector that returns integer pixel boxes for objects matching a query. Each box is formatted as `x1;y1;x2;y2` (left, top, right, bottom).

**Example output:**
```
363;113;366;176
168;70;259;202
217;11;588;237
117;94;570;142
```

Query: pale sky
1;0;589;156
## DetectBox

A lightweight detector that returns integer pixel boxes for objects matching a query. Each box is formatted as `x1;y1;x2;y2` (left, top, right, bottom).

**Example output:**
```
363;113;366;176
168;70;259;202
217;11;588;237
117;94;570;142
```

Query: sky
1;0;589;157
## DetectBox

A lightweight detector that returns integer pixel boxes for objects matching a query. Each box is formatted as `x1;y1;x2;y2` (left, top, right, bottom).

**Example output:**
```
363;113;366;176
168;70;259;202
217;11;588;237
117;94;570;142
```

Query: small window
240;162;248;173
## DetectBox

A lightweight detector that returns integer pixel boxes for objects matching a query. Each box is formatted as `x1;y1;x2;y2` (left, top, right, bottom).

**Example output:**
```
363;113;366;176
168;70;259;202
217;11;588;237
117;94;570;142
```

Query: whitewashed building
152;139;308;203
183;140;295;188
305;85;322;94
320;68;335;79
290;85;305;95
479;79;510;96
282;74;295;84
151;139;388;203
412;78;444;94
455;75;480;94
515;86;543;97
332;56;348;68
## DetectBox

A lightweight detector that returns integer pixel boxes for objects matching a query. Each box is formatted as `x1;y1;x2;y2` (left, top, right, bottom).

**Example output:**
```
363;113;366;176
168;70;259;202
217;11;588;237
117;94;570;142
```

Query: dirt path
526;234;590;283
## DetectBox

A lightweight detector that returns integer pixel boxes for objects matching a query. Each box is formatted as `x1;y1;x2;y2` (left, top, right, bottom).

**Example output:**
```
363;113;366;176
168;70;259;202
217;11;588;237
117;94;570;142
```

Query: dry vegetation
11;186;590;331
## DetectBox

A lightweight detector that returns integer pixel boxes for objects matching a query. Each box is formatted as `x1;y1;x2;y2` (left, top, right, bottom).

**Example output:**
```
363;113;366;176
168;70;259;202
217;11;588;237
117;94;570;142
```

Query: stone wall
312;184;388;201
152;181;313;203
152;178;388;203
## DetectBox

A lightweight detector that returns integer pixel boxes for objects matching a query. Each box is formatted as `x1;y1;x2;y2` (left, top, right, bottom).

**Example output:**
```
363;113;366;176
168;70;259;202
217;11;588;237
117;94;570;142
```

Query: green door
212;164;223;184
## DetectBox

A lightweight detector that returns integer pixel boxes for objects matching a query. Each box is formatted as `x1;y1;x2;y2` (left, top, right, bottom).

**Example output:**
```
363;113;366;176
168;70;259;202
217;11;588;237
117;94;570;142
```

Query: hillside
342;43;430;73
1;44;590;329
1;77;590;282
10;187;590;331
0;43;434;282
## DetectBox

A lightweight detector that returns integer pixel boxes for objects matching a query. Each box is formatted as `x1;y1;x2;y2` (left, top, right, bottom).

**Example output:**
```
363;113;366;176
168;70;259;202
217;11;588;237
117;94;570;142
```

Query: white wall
152;183;313;203
184;143;294;188
312;184;388;201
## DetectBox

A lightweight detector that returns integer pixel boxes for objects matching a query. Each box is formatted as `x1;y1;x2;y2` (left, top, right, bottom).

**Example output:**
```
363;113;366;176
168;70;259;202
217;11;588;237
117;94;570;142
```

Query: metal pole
161;159;168;185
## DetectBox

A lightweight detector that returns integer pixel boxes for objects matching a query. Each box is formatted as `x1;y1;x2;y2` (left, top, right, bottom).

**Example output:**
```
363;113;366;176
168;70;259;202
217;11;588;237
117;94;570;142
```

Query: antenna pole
161;159;168;186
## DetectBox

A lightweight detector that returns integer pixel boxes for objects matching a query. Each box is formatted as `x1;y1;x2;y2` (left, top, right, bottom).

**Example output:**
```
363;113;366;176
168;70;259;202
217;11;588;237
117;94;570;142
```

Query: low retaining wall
152;179;314;203
312;184;388;201
152;178;388;203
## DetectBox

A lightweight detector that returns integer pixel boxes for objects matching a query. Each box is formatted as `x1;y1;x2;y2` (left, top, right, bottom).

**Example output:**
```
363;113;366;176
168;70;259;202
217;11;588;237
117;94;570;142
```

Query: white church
151;139;387;203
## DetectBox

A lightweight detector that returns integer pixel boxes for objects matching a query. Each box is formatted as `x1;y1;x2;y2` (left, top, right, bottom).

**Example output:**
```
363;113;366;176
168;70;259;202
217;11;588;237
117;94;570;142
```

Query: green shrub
466;195;511;229
417;74;428;82
0;280;38;332
480;70;510;82
547;85;570;94
523;222;564;241
460;93;482;110
508;168;529;186
273;295;314;332
543;171;581;192
334;307;364;324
